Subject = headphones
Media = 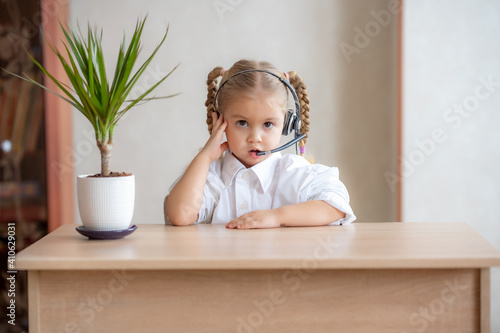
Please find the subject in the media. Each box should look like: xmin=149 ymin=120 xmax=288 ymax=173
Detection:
xmin=214 ymin=69 xmax=306 ymax=155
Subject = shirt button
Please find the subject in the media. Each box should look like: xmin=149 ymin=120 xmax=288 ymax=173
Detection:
xmin=240 ymin=202 xmax=247 ymax=210
xmin=242 ymin=172 xmax=249 ymax=179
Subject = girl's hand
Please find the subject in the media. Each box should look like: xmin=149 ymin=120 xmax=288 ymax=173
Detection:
xmin=225 ymin=210 xmax=281 ymax=229
xmin=201 ymin=112 xmax=229 ymax=162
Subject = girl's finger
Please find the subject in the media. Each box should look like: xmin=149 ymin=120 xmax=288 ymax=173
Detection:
xmin=215 ymin=119 xmax=227 ymax=136
xmin=217 ymin=113 xmax=224 ymax=126
xmin=212 ymin=113 xmax=224 ymax=132
xmin=211 ymin=112 xmax=218 ymax=128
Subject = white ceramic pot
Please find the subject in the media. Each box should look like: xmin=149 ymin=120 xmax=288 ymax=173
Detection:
xmin=77 ymin=174 xmax=135 ymax=231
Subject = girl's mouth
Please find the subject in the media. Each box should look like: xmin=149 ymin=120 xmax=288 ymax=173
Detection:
xmin=249 ymin=149 xmax=262 ymax=158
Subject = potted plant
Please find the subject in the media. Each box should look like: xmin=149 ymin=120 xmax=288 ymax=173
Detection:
xmin=5 ymin=17 xmax=177 ymax=232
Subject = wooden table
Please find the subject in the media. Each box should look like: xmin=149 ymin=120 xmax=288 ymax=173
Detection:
xmin=16 ymin=222 xmax=500 ymax=333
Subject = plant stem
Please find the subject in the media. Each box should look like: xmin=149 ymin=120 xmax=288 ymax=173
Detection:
xmin=98 ymin=141 xmax=112 ymax=176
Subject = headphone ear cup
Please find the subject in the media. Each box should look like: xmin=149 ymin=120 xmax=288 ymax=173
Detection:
xmin=282 ymin=109 xmax=296 ymax=136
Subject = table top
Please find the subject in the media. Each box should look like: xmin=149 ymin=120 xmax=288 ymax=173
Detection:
xmin=16 ymin=222 xmax=500 ymax=270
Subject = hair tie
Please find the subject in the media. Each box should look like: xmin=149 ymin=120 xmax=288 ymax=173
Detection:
xmin=220 ymin=68 xmax=227 ymax=76
xmin=284 ymin=72 xmax=289 ymax=81
xmin=299 ymin=146 xmax=306 ymax=155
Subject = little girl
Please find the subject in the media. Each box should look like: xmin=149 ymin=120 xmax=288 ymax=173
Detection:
xmin=165 ymin=60 xmax=355 ymax=229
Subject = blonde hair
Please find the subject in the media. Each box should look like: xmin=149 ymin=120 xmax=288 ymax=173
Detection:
xmin=205 ymin=59 xmax=310 ymax=156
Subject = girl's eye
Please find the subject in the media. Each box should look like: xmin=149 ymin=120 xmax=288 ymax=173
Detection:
xmin=263 ymin=122 xmax=274 ymax=129
xmin=236 ymin=120 xmax=248 ymax=127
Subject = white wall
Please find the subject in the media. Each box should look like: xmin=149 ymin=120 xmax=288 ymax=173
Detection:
xmin=69 ymin=0 xmax=398 ymax=223
xmin=402 ymin=0 xmax=500 ymax=330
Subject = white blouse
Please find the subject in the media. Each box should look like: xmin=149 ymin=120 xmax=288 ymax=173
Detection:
xmin=169 ymin=152 xmax=356 ymax=225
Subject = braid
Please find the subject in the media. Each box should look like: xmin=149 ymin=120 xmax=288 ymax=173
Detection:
xmin=205 ymin=66 xmax=224 ymax=134
xmin=287 ymin=71 xmax=310 ymax=156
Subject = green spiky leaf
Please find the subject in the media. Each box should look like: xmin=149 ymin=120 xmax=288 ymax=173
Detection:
xmin=2 ymin=17 xmax=178 ymax=176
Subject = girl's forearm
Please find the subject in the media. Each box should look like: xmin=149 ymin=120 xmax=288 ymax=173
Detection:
xmin=274 ymin=200 xmax=346 ymax=227
xmin=166 ymin=152 xmax=212 ymax=225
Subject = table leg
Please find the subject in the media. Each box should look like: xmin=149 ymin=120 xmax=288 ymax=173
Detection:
xmin=28 ymin=270 xmax=41 ymax=333
xmin=480 ymin=268 xmax=490 ymax=333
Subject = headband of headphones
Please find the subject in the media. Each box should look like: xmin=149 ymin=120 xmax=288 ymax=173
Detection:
xmin=213 ymin=69 xmax=306 ymax=155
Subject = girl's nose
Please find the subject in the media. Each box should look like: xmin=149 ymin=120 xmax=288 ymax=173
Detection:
xmin=248 ymin=128 xmax=262 ymax=143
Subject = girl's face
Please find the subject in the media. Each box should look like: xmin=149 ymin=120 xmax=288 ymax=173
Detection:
xmin=223 ymin=91 xmax=285 ymax=168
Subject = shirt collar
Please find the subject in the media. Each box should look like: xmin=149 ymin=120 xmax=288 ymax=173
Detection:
xmin=221 ymin=151 xmax=282 ymax=192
